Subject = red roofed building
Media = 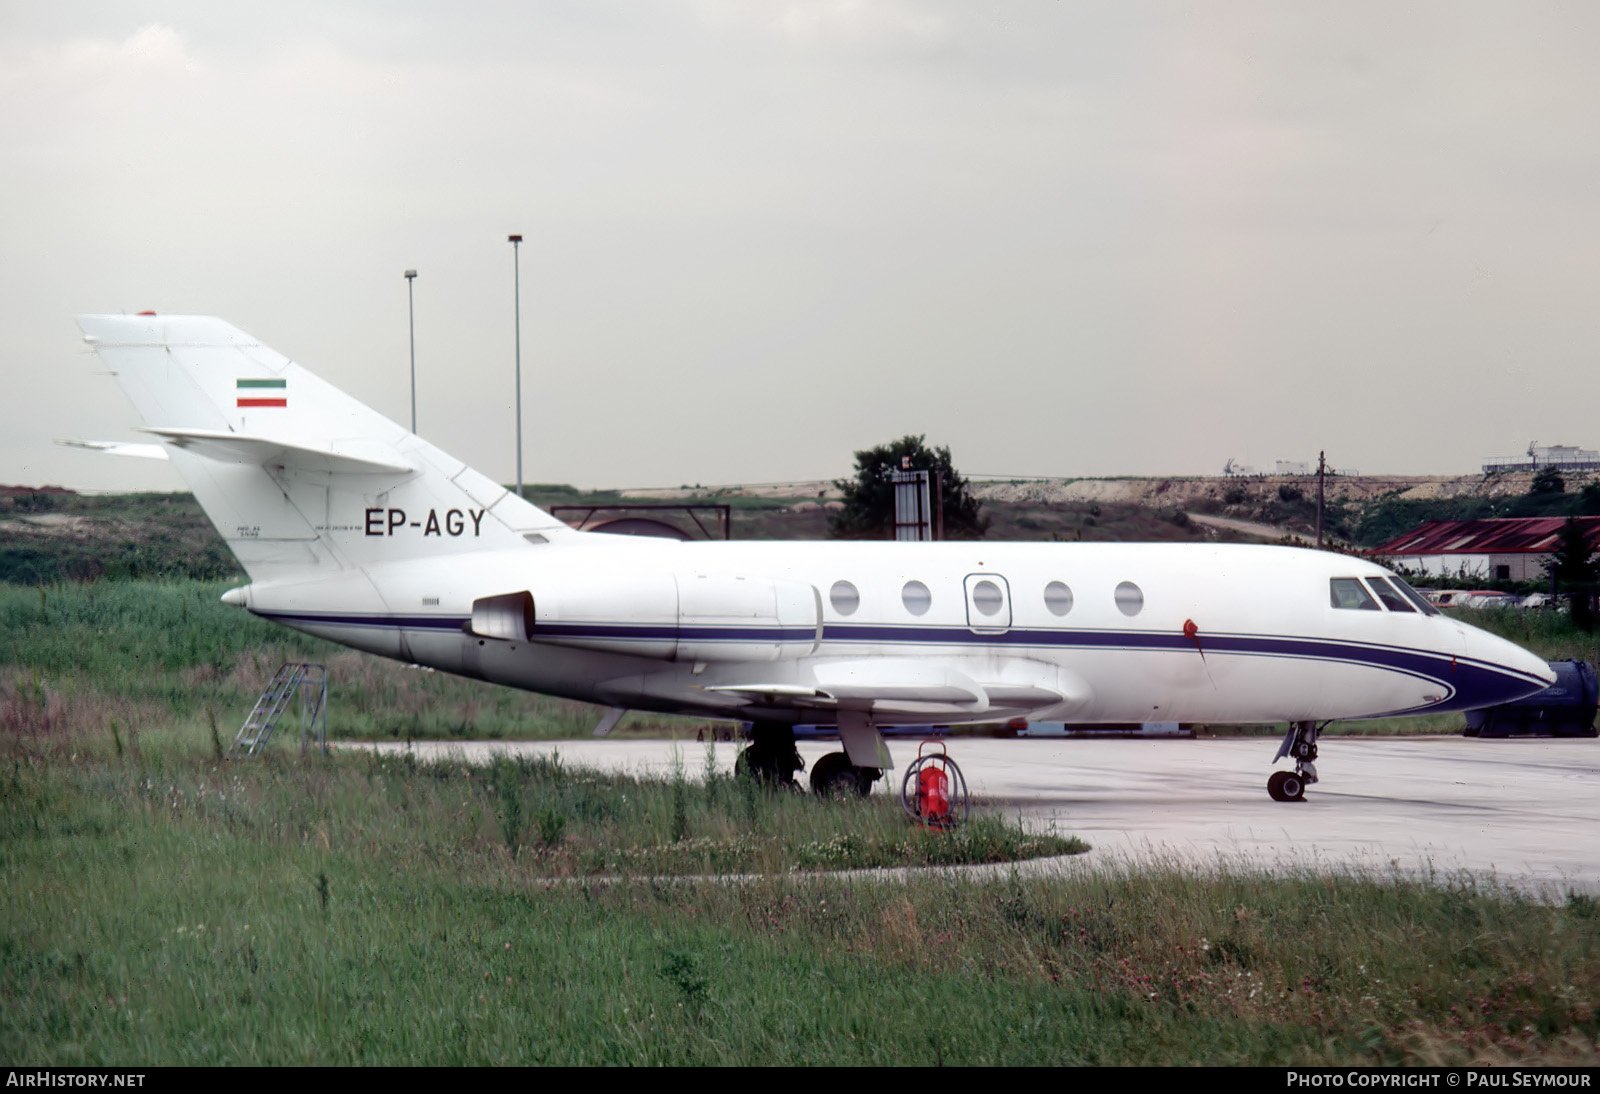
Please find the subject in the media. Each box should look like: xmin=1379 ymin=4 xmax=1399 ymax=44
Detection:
xmin=1372 ymin=517 xmax=1600 ymax=581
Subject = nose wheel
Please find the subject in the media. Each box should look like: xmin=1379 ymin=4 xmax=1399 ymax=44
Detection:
xmin=1267 ymin=769 xmax=1306 ymax=802
xmin=1267 ymin=720 xmax=1325 ymax=802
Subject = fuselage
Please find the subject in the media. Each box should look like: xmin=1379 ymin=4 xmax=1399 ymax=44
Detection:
xmin=234 ymin=536 xmax=1555 ymax=728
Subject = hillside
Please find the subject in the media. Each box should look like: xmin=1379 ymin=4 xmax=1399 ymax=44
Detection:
xmin=6 ymin=469 xmax=1599 ymax=585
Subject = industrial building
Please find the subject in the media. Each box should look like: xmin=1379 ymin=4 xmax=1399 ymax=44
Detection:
xmin=1372 ymin=517 xmax=1600 ymax=582
xmin=1483 ymin=443 xmax=1600 ymax=475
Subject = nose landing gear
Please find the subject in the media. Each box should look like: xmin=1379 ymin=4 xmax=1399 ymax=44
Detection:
xmin=1268 ymin=720 xmax=1325 ymax=802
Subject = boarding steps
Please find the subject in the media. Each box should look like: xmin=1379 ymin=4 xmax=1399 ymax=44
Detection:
xmin=230 ymin=662 xmax=327 ymax=759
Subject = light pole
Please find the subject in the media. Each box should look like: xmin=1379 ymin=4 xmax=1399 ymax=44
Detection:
xmin=404 ymin=269 xmax=417 ymax=434
xmin=508 ymin=234 xmax=523 ymax=499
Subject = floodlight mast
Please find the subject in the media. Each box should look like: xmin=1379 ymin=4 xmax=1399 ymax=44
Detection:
xmin=509 ymin=234 xmax=524 ymax=499
xmin=404 ymin=269 xmax=417 ymax=434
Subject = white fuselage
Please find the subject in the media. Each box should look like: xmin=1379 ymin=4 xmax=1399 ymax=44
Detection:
xmin=234 ymin=536 xmax=1554 ymax=728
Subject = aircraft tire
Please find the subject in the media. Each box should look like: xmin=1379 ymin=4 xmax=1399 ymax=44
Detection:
xmin=809 ymin=751 xmax=871 ymax=798
xmin=1267 ymin=770 xmax=1305 ymax=803
xmin=737 ymin=744 xmax=800 ymax=790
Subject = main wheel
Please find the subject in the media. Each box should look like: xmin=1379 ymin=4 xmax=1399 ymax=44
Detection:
xmin=1267 ymin=770 xmax=1305 ymax=802
xmin=737 ymin=744 xmax=799 ymax=789
xmin=809 ymin=751 xmax=871 ymax=797
xmin=737 ymin=723 xmax=804 ymax=790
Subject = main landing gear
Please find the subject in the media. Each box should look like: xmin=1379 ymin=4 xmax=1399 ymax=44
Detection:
xmin=808 ymin=750 xmax=883 ymax=798
xmin=734 ymin=722 xmax=885 ymax=797
xmin=1268 ymin=720 xmax=1325 ymax=802
xmin=736 ymin=722 xmax=804 ymax=789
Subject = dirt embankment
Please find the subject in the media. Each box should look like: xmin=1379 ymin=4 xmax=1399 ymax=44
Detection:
xmin=632 ymin=471 xmax=1590 ymax=508
xmin=970 ymin=471 xmax=1586 ymax=508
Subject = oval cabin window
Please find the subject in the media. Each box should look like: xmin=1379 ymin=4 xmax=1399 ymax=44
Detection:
xmin=971 ymin=580 xmax=1004 ymax=616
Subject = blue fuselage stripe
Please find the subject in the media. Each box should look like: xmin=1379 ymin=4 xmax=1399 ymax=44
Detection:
xmin=253 ymin=610 xmax=1543 ymax=713
xmin=255 ymin=609 xmax=1540 ymax=677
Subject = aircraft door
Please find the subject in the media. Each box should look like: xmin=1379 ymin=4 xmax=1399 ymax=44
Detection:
xmin=963 ymin=573 xmax=1012 ymax=634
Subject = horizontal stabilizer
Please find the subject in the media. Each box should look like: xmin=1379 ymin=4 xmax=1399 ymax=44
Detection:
xmin=139 ymin=427 xmax=414 ymax=475
xmin=56 ymin=439 xmax=170 ymax=461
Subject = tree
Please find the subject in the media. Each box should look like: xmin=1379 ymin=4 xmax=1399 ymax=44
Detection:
xmin=1531 ymin=466 xmax=1566 ymax=495
xmin=828 ymin=435 xmax=989 ymax=540
xmin=1543 ymin=517 xmax=1599 ymax=630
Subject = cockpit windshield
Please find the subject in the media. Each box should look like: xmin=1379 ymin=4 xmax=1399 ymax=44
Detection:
xmin=1330 ymin=575 xmax=1442 ymax=615
xmin=1365 ymin=577 xmax=1415 ymax=613
xmin=1388 ymin=576 xmax=1441 ymax=616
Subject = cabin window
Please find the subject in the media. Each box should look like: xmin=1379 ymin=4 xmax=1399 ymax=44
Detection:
xmin=971 ymin=580 xmax=1005 ymax=616
xmin=1365 ymin=577 xmax=1416 ymax=613
xmin=1330 ymin=577 xmax=1379 ymax=610
xmin=829 ymin=580 xmax=860 ymax=616
xmin=1114 ymin=581 xmax=1144 ymax=617
xmin=1044 ymin=581 xmax=1074 ymax=616
xmin=901 ymin=580 xmax=932 ymax=616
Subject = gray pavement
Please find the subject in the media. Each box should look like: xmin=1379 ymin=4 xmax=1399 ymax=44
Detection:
xmin=351 ymin=735 xmax=1600 ymax=893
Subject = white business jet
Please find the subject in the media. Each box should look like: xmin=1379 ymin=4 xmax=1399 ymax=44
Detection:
xmin=72 ymin=314 xmax=1554 ymax=802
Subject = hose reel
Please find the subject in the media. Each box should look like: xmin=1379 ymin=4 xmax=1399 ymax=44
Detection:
xmin=900 ymin=740 xmax=969 ymax=828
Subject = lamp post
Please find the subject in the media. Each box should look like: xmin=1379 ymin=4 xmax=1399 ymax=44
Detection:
xmin=404 ymin=269 xmax=417 ymax=434
xmin=508 ymin=234 xmax=523 ymax=499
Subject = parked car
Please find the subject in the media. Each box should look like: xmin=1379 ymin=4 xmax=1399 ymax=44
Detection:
xmin=1455 ymin=591 xmax=1521 ymax=609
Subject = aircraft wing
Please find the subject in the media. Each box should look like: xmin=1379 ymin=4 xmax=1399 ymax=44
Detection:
xmin=703 ymin=658 xmax=1084 ymax=714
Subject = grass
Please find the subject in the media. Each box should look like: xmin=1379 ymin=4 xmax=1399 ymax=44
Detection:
xmin=0 ymin=579 xmax=712 ymax=743
xmin=2 ymin=734 xmax=1596 ymax=1065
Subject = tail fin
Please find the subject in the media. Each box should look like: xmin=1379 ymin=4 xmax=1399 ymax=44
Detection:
xmin=76 ymin=313 xmax=577 ymax=582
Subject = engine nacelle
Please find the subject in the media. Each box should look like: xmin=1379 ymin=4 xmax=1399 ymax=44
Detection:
xmin=470 ymin=571 xmax=821 ymax=663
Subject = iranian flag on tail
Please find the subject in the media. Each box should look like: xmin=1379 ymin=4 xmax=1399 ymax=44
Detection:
xmin=237 ymin=378 xmax=286 ymax=408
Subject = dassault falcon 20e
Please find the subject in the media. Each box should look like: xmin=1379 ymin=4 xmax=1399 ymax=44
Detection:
xmin=72 ymin=314 xmax=1554 ymax=801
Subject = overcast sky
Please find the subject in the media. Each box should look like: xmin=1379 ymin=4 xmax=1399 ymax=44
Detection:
xmin=6 ymin=2 xmax=1599 ymax=493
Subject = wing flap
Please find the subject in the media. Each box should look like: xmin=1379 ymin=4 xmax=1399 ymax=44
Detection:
xmin=701 ymin=659 xmax=1090 ymax=716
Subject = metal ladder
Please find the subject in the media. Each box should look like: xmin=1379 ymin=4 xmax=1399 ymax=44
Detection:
xmin=230 ymin=662 xmax=327 ymax=758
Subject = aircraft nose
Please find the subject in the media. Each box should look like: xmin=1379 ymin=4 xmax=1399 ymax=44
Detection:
xmin=1462 ymin=625 xmax=1555 ymax=703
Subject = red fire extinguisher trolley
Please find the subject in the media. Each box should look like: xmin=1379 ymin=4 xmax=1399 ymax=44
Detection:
xmin=900 ymin=740 xmax=969 ymax=828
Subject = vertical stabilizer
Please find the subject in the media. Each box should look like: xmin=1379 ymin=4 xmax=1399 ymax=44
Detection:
xmin=76 ymin=314 xmax=577 ymax=582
